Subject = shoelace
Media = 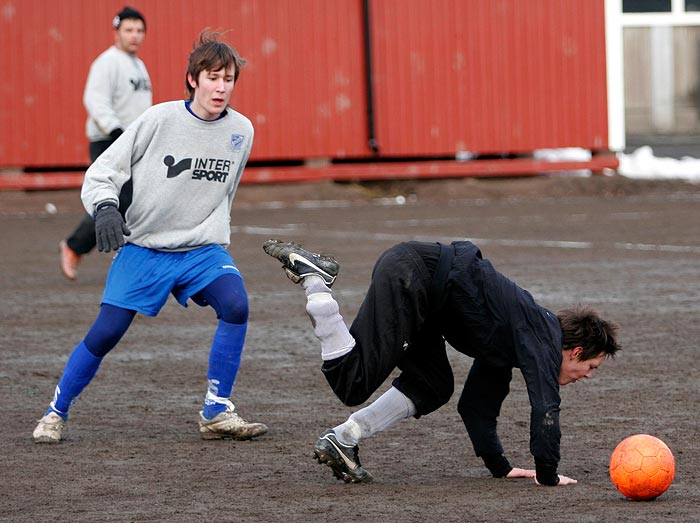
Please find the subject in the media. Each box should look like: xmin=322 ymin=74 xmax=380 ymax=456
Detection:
xmin=206 ymin=392 xmax=236 ymax=414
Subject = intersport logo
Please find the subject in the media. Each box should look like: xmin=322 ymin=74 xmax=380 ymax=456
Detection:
xmin=163 ymin=155 xmax=231 ymax=183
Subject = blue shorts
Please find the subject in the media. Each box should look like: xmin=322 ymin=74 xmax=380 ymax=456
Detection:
xmin=102 ymin=244 xmax=242 ymax=316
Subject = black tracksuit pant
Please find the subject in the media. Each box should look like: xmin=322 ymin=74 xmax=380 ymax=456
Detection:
xmin=321 ymin=241 xmax=456 ymax=416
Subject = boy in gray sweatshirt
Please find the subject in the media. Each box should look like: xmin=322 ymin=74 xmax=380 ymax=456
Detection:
xmin=33 ymin=31 xmax=267 ymax=444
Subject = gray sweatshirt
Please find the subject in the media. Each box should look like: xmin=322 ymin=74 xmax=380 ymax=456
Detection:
xmin=83 ymin=46 xmax=152 ymax=141
xmin=82 ymin=101 xmax=253 ymax=251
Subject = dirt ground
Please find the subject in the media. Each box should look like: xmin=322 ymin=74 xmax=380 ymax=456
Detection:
xmin=1 ymin=174 xmax=699 ymax=522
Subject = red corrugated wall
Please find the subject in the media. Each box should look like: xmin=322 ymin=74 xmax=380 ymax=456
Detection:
xmin=0 ymin=0 xmax=608 ymax=169
xmin=369 ymin=0 xmax=609 ymax=156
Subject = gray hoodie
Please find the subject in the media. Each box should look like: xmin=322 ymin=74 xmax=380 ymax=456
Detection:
xmin=83 ymin=46 xmax=152 ymax=141
xmin=82 ymin=101 xmax=253 ymax=251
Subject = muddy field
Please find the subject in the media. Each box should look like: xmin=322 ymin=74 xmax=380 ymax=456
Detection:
xmin=1 ymin=174 xmax=698 ymax=522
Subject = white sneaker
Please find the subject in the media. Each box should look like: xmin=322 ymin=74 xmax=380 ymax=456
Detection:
xmin=33 ymin=412 xmax=66 ymax=443
xmin=198 ymin=401 xmax=268 ymax=440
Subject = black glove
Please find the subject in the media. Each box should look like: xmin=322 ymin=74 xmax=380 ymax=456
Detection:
xmin=94 ymin=201 xmax=131 ymax=252
xmin=109 ymin=128 xmax=124 ymax=140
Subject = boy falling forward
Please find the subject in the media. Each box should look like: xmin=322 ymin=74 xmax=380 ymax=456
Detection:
xmin=264 ymin=239 xmax=620 ymax=485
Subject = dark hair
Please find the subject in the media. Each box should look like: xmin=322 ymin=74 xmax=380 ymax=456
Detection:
xmin=185 ymin=31 xmax=246 ymax=100
xmin=557 ymin=305 xmax=620 ymax=360
xmin=113 ymin=7 xmax=146 ymax=30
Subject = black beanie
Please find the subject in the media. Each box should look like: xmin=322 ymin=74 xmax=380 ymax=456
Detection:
xmin=113 ymin=7 xmax=146 ymax=30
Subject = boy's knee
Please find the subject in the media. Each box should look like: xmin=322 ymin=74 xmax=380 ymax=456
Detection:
xmin=219 ymin=298 xmax=248 ymax=324
xmin=323 ymin=367 xmax=374 ymax=407
xmin=457 ymin=394 xmax=477 ymax=420
xmin=335 ymin=388 xmax=373 ymax=407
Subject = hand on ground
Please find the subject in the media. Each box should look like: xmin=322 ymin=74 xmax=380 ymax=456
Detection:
xmin=506 ymin=467 xmax=536 ymax=478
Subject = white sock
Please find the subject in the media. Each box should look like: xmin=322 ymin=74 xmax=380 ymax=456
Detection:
xmin=302 ymin=276 xmax=355 ymax=361
xmin=334 ymin=387 xmax=417 ymax=446
xmin=302 ymin=275 xmax=330 ymax=296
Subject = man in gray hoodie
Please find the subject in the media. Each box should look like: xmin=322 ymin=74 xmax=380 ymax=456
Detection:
xmin=60 ymin=6 xmax=152 ymax=280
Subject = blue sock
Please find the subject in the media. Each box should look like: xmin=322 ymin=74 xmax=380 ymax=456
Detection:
xmin=202 ymin=320 xmax=246 ymax=419
xmin=47 ymin=341 xmax=103 ymax=419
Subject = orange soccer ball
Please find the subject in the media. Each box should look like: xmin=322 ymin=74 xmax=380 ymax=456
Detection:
xmin=609 ymin=434 xmax=675 ymax=501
